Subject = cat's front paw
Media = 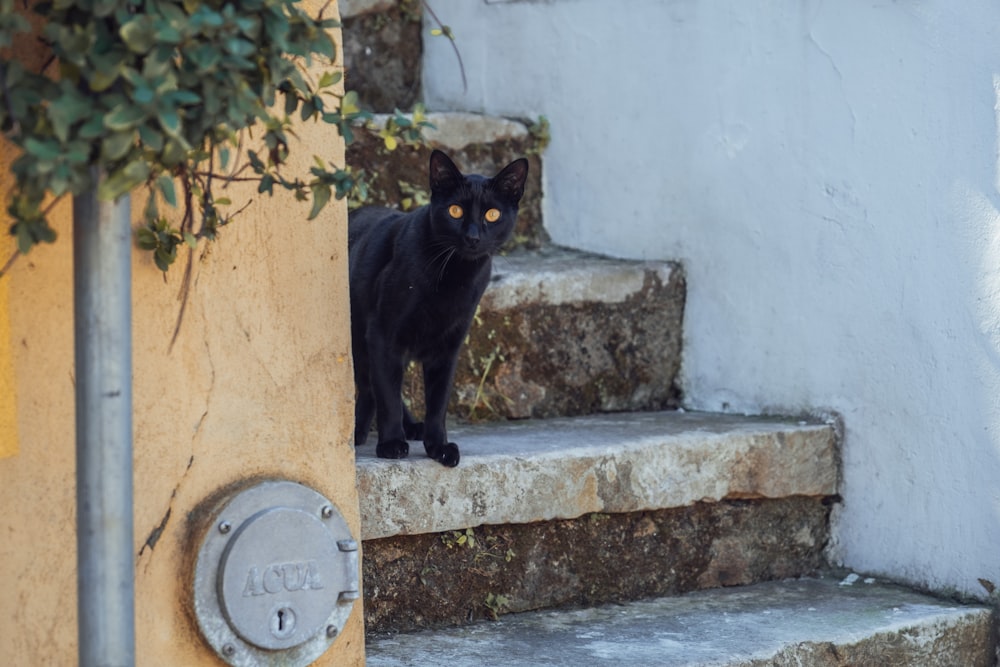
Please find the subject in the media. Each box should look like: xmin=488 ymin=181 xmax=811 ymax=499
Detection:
xmin=376 ymin=438 xmax=410 ymax=459
xmin=426 ymin=442 xmax=460 ymax=467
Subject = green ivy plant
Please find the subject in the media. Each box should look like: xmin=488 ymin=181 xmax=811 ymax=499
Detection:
xmin=0 ymin=0 xmax=371 ymax=274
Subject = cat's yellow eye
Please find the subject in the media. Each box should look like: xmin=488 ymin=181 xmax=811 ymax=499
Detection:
xmin=484 ymin=208 xmax=501 ymax=223
xmin=448 ymin=204 xmax=464 ymax=219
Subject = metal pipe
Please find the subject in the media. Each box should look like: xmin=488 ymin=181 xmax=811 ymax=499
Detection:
xmin=73 ymin=173 xmax=135 ymax=667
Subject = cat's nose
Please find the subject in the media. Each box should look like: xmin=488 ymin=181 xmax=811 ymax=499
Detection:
xmin=464 ymin=235 xmax=480 ymax=249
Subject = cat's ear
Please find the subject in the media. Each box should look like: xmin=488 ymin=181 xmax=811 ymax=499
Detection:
xmin=493 ymin=157 xmax=529 ymax=203
xmin=429 ymin=150 xmax=463 ymax=194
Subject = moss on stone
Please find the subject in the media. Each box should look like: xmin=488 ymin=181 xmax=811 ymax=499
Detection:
xmin=363 ymin=496 xmax=833 ymax=633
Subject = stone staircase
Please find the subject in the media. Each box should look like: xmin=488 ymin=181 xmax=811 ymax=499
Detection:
xmin=357 ymin=413 xmax=838 ymax=633
xmin=365 ymin=576 xmax=995 ymax=666
xmin=342 ymin=3 xmax=997 ymax=664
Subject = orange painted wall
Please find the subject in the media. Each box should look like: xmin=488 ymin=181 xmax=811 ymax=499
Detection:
xmin=0 ymin=1 xmax=363 ymax=664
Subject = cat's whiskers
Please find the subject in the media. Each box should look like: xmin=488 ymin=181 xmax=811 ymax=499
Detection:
xmin=435 ymin=248 xmax=457 ymax=289
xmin=425 ymin=242 xmax=458 ymax=289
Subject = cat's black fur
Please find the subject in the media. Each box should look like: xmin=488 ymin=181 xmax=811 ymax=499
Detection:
xmin=349 ymin=150 xmax=529 ymax=466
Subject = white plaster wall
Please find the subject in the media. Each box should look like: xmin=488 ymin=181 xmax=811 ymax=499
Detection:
xmin=423 ymin=0 xmax=1000 ymax=599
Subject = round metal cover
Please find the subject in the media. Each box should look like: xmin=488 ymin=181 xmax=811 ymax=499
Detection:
xmin=218 ymin=506 xmax=340 ymax=649
xmin=193 ymin=481 xmax=359 ymax=667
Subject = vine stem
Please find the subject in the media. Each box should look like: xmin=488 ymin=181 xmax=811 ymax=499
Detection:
xmin=0 ymin=250 xmax=18 ymax=278
xmin=0 ymin=62 xmax=21 ymax=138
xmin=167 ymin=172 xmax=197 ymax=353
xmin=43 ymin=192 xmax=66 ymax=217
xmin=422 ymin=1 xmax=467 ymax=93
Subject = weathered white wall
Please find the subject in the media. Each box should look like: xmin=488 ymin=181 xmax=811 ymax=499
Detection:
xmin=423 ymin=0 xmax=1000 ymax=599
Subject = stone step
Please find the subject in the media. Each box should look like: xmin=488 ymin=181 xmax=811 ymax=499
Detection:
xmin=404 ymin=246 xmax=685 ymax=421
xmin=356 ymin=411 xmax=839 ymax=632
xmin=341 ymin=0 xmax=423 ymax=113
xmin=346 ymin=111 xmax=549 ymax=250
xmin=366 ymin=575 xmax=996 ymax=666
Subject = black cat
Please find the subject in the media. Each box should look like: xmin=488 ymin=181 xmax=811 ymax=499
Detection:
xmin=349 ymin=150 xmax=529 ymax=467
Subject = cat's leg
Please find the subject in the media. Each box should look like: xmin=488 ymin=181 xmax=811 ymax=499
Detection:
xmin=402 ymin=403 xmax=424 ymax=440
xmin=368 ymin=328 xmax=410 ymax=459
xmin=422 ymin=358 xmax=460 ymax=467
xmin=351 ymin=320 xmax=375 ymax=446
xmin=354 ymin=387 xmax=375 ymax=447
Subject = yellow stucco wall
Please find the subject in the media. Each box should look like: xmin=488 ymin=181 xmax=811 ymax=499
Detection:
xmin=0 ymin=210 xmax=16 ymax=460
xmin=0 ymin=1 xmax=363 ymax=664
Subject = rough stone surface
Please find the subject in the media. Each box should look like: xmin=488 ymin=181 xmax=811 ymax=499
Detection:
xmin=342 ymin=1 xmax=422 ymax=112
xmin=363 ymin=498 xmax=833 ymax=633
xmin=356 ymin=411 xmax=838 ymax=540
xmin=346 ymin=113 xmax=548 ymax=248
xmin=367 ymin=576 xmax=997 ymax=666
xmin=340 ymin=0 xmax=396 ymax=18
xmin=419 ymin=112 xmax=530 ymax=150
xmin=438 ymin=248 xmax=684 ymax=420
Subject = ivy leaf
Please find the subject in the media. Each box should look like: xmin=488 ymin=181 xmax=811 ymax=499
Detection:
xmin=157 ymin=108 xmax=182 ymax=137
xmin=138 ymin=123 xmax=165 ymax=152
xmin=154 ymin=245 xmax=176 ymax=272
xmin=136 ymin=227 xmax=159 ymax=250
xmin=92 ymin=0 xmax=119 ymax=17
xmin=156 ymin=174 xmax=176 ymax=207
xmin=133 ymin=85 xmax=155 ymax=105
xmin=225 ymin=37 xmax=255 ymax=57
xmin=105 ymin=104 xmax=146 ymax=131
xmin=340 ymin=124 xmax=354 ymax=145
xmin=98 ymin=160 xmax=151 ymax=201
xmin=161 ymin=139 xmax=188 ymax=166
xmin=142 ymin=187 xmax=158 ymax=221
xmin=318 ymin=71 xmax=339 ymax=88
xmin=78 ymin=115 xmax=106 ymax=140
xmin=340 ymin=90 xmax=361 ymax=116
xmin=187 ymin=43 xmax=220 ymax=71
xmin=90 ymin=69 xmax=118 ymax=93
xmin=23 ymin=137 xmax=61 ymax=160
xmin=101 ymin=131 xmax=135 ymax=160
xmin=165 ymin=90 xmax=201 ymax=106
xmin=284 ymin=90 xmax=298 ymax=115
xmin=153 ymin=23 xmax=183 ymax=45
xmin=14 ymin=222 xmax=33 ymax=254
xmin=47 ymin=84 xmax=91 ymax=142
xmin=300 ymin=98 xmax=315 ymax=121
xmin=120 ymin=17 xmax=157 ymax=53
xmin=308 ymin=183 xmax=331 ymax=220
